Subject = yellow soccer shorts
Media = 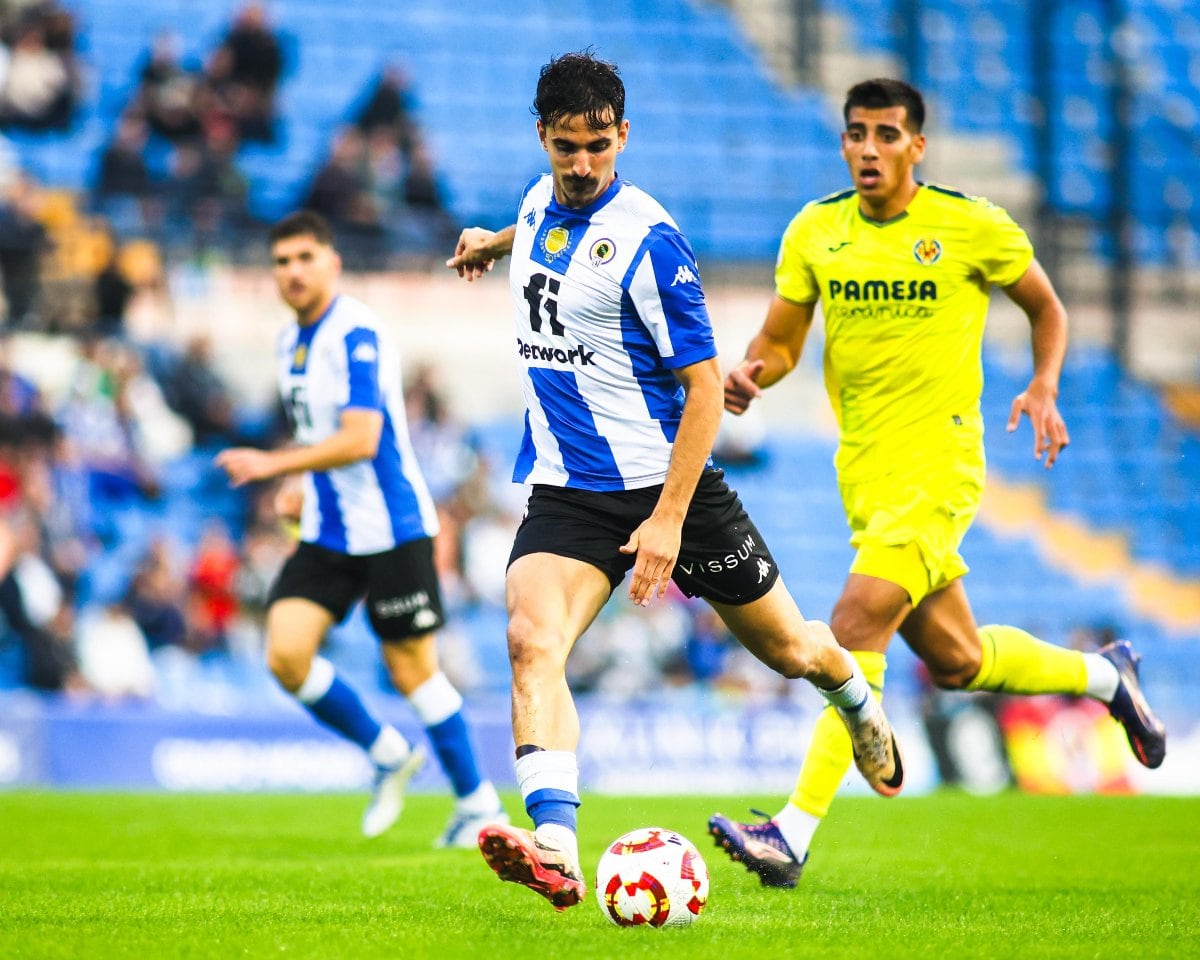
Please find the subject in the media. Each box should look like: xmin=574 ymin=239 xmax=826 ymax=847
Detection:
xmin=840 ymin=450 xmax=985 ymax=607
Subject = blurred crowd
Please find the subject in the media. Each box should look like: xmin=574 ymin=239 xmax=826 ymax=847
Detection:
xmin=0 ymin=1 xmax=80 ymax=133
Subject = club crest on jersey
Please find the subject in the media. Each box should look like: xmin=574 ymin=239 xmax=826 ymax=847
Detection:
xmin=542 ymin=226 xmax=570 ymax=259
xmin=589 ymin=238 xmax=616 ymax=266
xmin=913 ymin=237 xmax=942 ymax=265
xmin=291 ymin=344 xmax=307 ymax=371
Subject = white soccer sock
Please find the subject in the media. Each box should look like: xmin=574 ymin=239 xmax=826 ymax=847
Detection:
xmin=1083 ymin=653 xmax=1120 ymax=702
xmin=407 ymin=671 xmax=463 ymax=726
xmin=536 ymin=823 xmax=580 ymax=868
xmin=367 ymin=725 xmax=411 ymax=768
xmin=818 ymin=652 xmax=872 ymax=716
xmin=456 ymin=779 xmax=502 ymax=816
xmin=773 ymin=802 xmax=821 ymax=860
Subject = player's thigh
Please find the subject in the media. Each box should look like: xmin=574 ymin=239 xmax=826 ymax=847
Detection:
xmin=898 ymin=578 xmax=982 ymax=688
xmin=505 ymin=551 xmax=612 ymax=670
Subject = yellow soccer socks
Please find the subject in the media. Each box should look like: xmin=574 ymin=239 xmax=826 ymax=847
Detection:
xmin=786 ymin=650 xmax=887 ymax=829
xmin=967 ymin=624 xmax=1089 ymax=696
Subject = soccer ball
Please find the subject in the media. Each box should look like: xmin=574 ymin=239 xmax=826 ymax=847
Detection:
xmin=594 ymin=826 xmax=710 ymax=928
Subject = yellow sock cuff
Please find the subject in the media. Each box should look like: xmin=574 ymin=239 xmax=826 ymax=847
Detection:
xmin=850 ymin=649 xmax=887 ymax=697
xmin=967 ymin=624 xmax=1087 ymax=696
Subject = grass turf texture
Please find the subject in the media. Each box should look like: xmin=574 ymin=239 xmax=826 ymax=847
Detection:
xmin=1 ymin=791 xmax=1197 ymax=958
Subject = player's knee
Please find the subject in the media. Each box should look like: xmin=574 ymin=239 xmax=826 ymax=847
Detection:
xmin=829 ymin=602 xmax=882 ymax=649
xmin=926 ymin=651 xmax=981 ymax=691
xmin=266 ymin=646 xmax=309 ymax=693
xmin=506 ymin=616 xmax=568 ymax=677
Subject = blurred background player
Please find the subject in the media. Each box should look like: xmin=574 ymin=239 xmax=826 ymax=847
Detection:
xmin=216 ymin=210 xmax=505 ymax=845
xmin=709 ymin=78 xmax=1167 ymax=890
xmin=446 ymin=51 xmax=904 ymax=911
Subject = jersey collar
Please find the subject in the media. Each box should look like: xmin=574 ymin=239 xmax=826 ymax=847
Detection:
xmin=857 ymin=183 xmax=925 ymax=227
xmin=547 ymin=175 xmax=623 ymax=219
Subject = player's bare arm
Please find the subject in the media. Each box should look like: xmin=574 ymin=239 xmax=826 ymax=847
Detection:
xmin=1002 ymin=258 xmax=1071 ymax=467
xmin=445 ymin=224 xmax=517 ymax=280
xmin=216 ymin=408 xmax=384 ymax=487
xmin=725 ymin=296 xmax=816 ymax=414
xmin=621 ymin=356 xmax=724 ymax=607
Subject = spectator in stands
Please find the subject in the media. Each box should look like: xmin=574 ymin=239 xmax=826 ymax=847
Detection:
xmin=0 ymin=16 xmax=76 ymax=131
xmin=185 ymin=520 xmax=239 ymax=654
xmin=91 ymin=232 xmax=134 ymax=340
xmin=159 ymin=334 xmax=241 ymax=446
xmin=94 ymin=114 xmax=157 ymax=238
xmin=125 ymin=537 xmax=188 ymax=652
xmin=74 ymin=597 xmax=155 ymax=700
xmin=135 ymin=31 xmax=202 ymax=144
xmin=356 ymin=65 xmax=417 ymax=154
xmin=209 ymin=1 xmax=283 ymax=143
xmin=0 ymin=170 xmax=47 ymax=326
xmin=164 ymin=117 xmax=250 ymax=252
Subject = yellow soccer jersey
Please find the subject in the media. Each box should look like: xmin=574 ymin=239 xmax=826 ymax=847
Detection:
xmin=775 ymin=183 xmax=1034 ymax=481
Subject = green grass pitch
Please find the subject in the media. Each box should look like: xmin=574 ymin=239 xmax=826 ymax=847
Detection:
xmin=2 ymin=790 xmax=1197 ymax=958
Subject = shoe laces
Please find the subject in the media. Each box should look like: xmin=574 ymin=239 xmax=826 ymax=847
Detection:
xmin=739 ymin=809 xmax=795 ymax=858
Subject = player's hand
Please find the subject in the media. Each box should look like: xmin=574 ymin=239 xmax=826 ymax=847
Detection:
xmin=446 ymin=227 xmax=498 ymax=281
xmin=619 ymin=514 xmax=682 ymax=607
xmin=215 ymin=447 xmax=276 ymax=487
xmin=724 ymin=359 xmax=765 ymax=415
xmin=1007 ymin=380 xmax=1070 ymax=468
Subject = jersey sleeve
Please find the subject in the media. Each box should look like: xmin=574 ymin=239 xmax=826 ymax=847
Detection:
xmin=626 ymin=223 xmax=717 ymax=370
xmin=342 ymin=327 xmax=383 ymax=410
xmin=774 ymin=206 xmax=821 ymax=304
xmin=970 ymin=199 xmax=1035 ymax=287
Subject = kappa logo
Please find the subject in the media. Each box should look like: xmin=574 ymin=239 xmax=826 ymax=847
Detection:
xmin=671 ymin=265 xmax=697 ymax=286
xmin=350 ymin=341 xmax=378 ymax=363
xmin=756 ymin=557 xmax=772 ymax=583
xmin=913 ymin=237 xmax=943 ymax=265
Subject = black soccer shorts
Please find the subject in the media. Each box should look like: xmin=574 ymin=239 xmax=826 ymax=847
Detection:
xmin=269 ymin=537 xmax=446 ymax=641
xmin=509 ymin=468 xmax=781 ymax=605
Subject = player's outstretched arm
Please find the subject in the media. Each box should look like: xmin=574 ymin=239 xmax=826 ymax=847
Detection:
xmin=216 ymin=410 xmax=384 ymax=487
xmin=445 ymin=225 xmax=516 ymax=281
xmin=726 ymin=295 xmax=816 ymax=414
xmin=1002 ymin=258 xmax=1071 ymax=468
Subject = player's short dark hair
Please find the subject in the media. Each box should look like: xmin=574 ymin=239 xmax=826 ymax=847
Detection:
xmin=844 ymin=78 xmax=926 ymax=133
xmin=532 ymin=49 xmax=625 ymax=130
xmin=268 ymin=210 xmax=334 ymax=248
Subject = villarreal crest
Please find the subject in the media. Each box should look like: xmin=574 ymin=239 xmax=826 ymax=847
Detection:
xmin=913 ymin=237 xmax=942 ymax=265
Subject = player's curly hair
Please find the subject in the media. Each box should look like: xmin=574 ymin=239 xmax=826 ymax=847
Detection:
xmin=533 ymin=49 xmax=625 ymax=130
xmin=844 ymin=78 xmax=926 ymax=132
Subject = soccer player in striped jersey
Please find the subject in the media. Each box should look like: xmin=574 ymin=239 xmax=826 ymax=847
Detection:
xmin=446 ymin=51 xmax=904 ymax=911
xmin=216 ymin=211 xmax=506 ymax=846
xmin=710 ymin=78 xmax=1166 ymax=889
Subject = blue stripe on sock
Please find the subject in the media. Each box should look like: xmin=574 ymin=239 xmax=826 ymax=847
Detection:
xmin=426 ymin=711 xmax=482 ymax=798
xmin=304 ymin=675 xmax=382 ymax=751
xmin=526 ymin=787 xmax=580 ymax=831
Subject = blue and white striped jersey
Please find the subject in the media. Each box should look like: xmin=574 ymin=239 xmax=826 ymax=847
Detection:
xmin=508 ymin=174 xmax=717 ymax=491
xmin=275 ymin=294 xmax=439 ymax=555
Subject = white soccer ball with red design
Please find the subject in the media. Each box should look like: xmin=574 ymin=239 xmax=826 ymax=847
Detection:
xmin=594 ymin=826 xmax=710 ymax=928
